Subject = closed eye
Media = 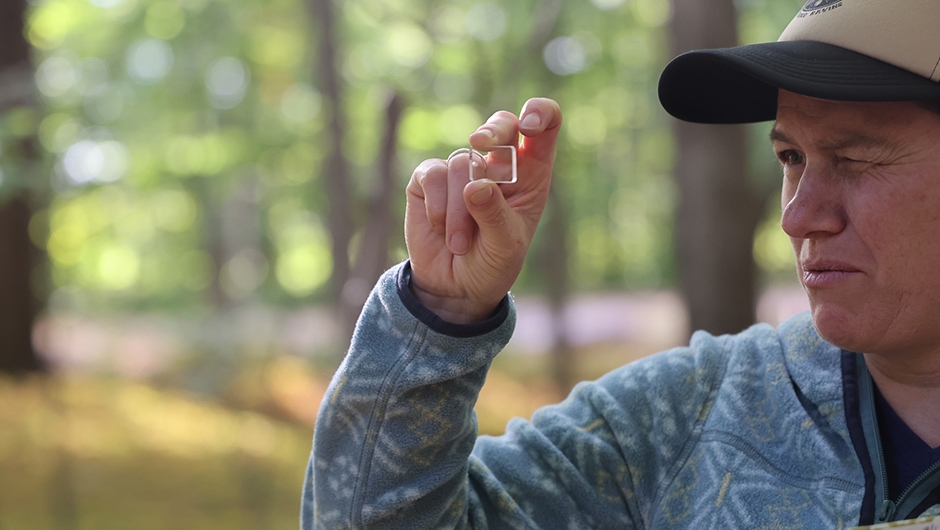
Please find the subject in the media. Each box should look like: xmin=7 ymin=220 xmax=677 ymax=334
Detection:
xmin=838 ymin=156 xmax=868 ymax=165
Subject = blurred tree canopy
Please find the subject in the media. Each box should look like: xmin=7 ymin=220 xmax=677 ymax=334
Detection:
xmin=8 ymin=0 xmax=802 ymax=323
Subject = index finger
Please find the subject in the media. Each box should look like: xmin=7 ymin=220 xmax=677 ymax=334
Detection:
xmin=517 ymin=97 xmax=562 ymax=163
xmin=469 ymin=98 xmax=562 ymax=165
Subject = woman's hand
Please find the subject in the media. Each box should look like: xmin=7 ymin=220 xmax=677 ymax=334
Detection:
xmin=404 ymin=97 xmax=562 ymax=323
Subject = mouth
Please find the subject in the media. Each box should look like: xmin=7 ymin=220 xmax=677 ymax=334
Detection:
xmin=801 ymin=261 xmax=862 ymax=288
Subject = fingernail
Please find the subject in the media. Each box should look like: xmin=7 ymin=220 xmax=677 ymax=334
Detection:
xmin=450 ymin=231 xmax=469 ymax=255
xmin=520 ymin=113 xmax=541 ymax=130
xmin=469 ymin=184 xmax=493 ymax=206
xmin=475 ymin=128 xmax=495 ymax=140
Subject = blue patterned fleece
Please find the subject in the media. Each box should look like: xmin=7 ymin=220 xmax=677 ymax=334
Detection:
xmin=303 ymin=262 xmax=872 ymax=529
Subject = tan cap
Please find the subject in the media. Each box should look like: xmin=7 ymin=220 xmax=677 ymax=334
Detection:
xmin=658 ymin=0 xmax=940 ymax=124
xmin=780 ymin=0 xmax=940 ymax=82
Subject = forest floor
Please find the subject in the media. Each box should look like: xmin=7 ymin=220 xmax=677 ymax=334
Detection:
xmin=1 ymin=285 xmax=808 ymax=528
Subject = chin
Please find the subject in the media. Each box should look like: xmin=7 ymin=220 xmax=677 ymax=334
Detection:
xmin=809 ymin=304 xmax=871 ymax=353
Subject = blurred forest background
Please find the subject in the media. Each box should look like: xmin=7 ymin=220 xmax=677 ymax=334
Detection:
xmin=0 ymin=0 xmax=810 ymax=527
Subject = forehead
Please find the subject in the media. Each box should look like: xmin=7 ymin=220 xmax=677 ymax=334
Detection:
xmin=773 ymin=90 xmax=940 ymax=145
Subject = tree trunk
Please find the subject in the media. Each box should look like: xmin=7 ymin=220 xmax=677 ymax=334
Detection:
xmin=538 ymin=185 xmax=574 ymax=396
xmin=668 ymin=0 xmax=764 ymax=337
xmin=0 ymin=198 xmax=42 ymax=373
xmin=340 ymin=92 xmax=404 ymax=340
xmin=310 ymin=0 xmax=354 ymax=304
xmin=0 ymin=0 xmax=45 ymax=374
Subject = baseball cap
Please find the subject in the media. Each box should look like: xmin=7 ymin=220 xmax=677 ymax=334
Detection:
xmin=658 ymin=0 xmax=940 ymax=124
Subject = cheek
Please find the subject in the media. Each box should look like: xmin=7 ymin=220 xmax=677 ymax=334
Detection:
xmin=852 ymin=179 xmax=940 ymax=239
xmin=845 ymin=196 xmax=897 ymax=265
xmin=913 ymin=190 xmax=940 ymax=226
xmin=848 ymin=177 xmax=940 ymax=276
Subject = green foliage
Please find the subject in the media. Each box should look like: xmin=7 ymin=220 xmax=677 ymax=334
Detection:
xmin=18 ymin=0 xmax=803 ymax=312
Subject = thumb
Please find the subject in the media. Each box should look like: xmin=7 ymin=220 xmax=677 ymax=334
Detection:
xmin=463 ymin=179 xmax=514 ymax=245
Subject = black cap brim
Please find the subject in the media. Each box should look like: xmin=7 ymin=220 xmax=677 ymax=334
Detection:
xmin=658 ymin=40 xmax=940 ymax=124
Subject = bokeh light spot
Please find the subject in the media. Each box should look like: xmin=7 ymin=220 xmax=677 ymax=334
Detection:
xmin=386 ymin=23 xmax=433 ymax=69
xmin=566 ymin=106 xmax=608 ymax=148
xmin=39 ymin=114 xmax=83 ymax=153
xmin=36 ymin=52 xmax=81 ymax=99
xmin=48 ymin=223 xmax=88 ymax=266
xmin=97 ymin=245 xmax=141 ymax=290
xmin=28 ymin=1 xmax=85 ymax=50
xmin=544 ymin=33 xmax=600 ymax=77
xmin=126 ymin=39 xmax=174 ymax=84
xmin=465 ymin=3 xmax=507 ymax=42
xmin=205 ymin=57 xmax=249 ymax=109
xmin=429 ymin=6 xmax=467 ymax=43
xmin=276 ymin=243 xmax=331 ymax=297
xmin=633 ymin=0 xmax=672 ymax=27
xmin=399 ymin=108 xmax=439 ymax=151
xmin=591 ymin=0 xmax=627 ymax=10
xmin=221 ymin=249 xmax=269 ymax=299
xmin=280 ymin=84 xmax=322 ymax=124
xmin=248 ymin=26 xmax=304 ymax=69
xmin=544 ymin=37 xmax=586 ymax=76
xmin=62 ymin=140 xmax=129 ymax=185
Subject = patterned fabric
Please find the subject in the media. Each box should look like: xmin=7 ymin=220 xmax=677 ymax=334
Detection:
xmin=915 ymin=505 xmax=940 ymax=519
xmin=302 ymin=263 xmax=869 ymax=529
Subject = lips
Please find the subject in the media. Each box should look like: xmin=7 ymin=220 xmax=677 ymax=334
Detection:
xmin=800 ymin=260 xmax=863 ymax=288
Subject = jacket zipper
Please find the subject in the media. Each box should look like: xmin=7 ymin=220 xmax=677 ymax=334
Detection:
xmin=858 ymin=354 xmax=940 ymax=523
xmin=862 ymin=367 xmax=895 ymax=523
xmin=889 ymin=460 xmax=940 ymax=521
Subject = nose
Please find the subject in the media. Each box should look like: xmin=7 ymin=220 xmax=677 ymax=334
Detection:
xmin=780 ymin=165 xmax=846 ymax=240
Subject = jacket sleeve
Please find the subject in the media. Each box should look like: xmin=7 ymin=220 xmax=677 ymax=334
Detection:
xmin=302 ymin=262 xmax=722 ymax=529
xmin=302 ymin=262 xmax=515 ymax=529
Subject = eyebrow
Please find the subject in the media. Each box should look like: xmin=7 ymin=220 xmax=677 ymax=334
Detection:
xmin=768 ymin=126 xmax=793 ymax=144
xmin=769 ymin=124 xmax=893 ymax=152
